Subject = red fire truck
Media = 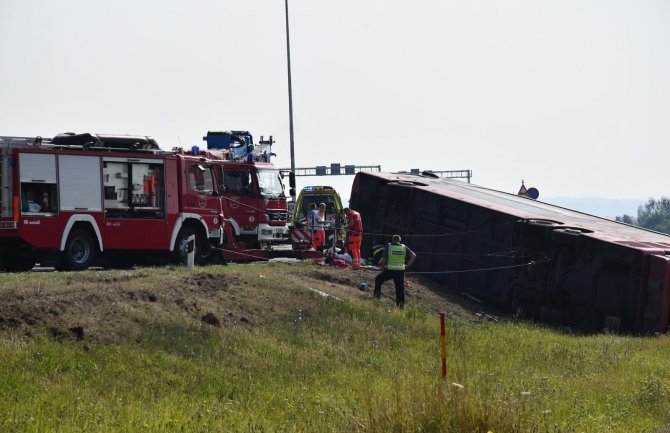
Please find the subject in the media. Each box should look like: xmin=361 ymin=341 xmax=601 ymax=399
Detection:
xmin=0 ymin=133 xmax=235 ymax=271
xmin=198 ymin=131 xmax=290 ymax=249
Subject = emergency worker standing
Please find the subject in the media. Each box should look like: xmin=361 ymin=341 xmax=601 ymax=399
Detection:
xmin=309 ymin=202 xmax=327 ymax=250
xmin=374 ymin=235 xmax=416 ymax=308
xmin=343 ymin=208 xmax=363 ymax=269
xmin=307 ymin=202 xmax=318 ymax=246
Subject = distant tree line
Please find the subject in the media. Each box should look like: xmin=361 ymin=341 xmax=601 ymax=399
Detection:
xmin=616 ymin=197 xmax=670 ymax=234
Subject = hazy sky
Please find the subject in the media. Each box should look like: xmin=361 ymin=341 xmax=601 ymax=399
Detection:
xmin=2 ymin=1 xmax=669 ymax=203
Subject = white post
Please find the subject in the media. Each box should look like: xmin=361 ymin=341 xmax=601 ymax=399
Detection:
xmin=186 ymin=235 xmax=195 ymax=270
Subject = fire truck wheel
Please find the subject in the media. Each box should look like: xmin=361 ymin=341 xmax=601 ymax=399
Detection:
xmin=174 ymin=227 xmax=209 ymax=265
xmin=62 ymin=229 xmax=97 ymax=271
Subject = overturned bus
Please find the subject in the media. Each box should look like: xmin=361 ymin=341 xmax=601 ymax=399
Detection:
xmin=350 ymin=171 xmax=670 ymax=334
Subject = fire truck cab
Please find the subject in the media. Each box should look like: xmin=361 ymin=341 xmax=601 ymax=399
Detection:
xmin=200 ymin=131 xmax=289 ymax=249
xmin=0 ymin=133 xmax=230 ymax=271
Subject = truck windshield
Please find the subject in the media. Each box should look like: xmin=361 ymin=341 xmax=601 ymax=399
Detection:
xmin=256 ymin=169 xmax=285 ymax=198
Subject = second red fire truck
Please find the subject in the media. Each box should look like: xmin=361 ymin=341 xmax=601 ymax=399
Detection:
xmin=198 ymin=131 xmax=290 ymax=249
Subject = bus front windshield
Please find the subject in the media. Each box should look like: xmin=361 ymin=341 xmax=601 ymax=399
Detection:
xmin=256 ymin=169 xmax=285 ymax=198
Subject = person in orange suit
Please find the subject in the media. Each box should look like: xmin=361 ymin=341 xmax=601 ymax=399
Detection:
xmin=344 ymin=207 xmax=363 ymax=269
xmin=309 ymin=202 xmax=327 ymax=250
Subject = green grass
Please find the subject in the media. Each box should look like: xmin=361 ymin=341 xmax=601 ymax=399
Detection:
xmin=1 ymin=265 xmax=670 ymax=432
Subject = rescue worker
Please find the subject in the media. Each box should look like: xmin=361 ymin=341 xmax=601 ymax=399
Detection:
xmin=374 ymin=234 xmax=416 ymax=308
xmin=308 ymin=202 xmax=327 ymax=250
xmin=343 ymin=207 xmax=363 ymax=269
xmin=306 ymin=203 xmax=318 ymax=249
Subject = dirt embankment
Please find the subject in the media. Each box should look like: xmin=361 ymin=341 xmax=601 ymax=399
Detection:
xmin=0 ymin=263 xmax=496 ymax=343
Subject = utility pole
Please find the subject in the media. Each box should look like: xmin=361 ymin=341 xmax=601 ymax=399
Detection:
xmin=284 ymin=0 xmax=296 ymax=200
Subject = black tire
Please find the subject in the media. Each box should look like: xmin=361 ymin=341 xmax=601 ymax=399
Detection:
xmin=173 ymin=226 xmax=209 ymax=265
xmin=61 ymin=229 xmax=97 ymax=271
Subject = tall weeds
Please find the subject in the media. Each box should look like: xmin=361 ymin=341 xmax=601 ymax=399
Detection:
xmin=0 ymin=265 xmax=669 ymax=432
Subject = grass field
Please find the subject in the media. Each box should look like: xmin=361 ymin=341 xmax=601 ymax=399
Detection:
xmin=0 ymin=263 xmax=669 ymax=432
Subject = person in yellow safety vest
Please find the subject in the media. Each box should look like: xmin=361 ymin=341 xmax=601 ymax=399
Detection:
xmin=373 ymin=234 xmax=417 ymax=307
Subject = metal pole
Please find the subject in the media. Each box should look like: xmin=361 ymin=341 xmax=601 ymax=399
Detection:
xmin=440 ymin=312 xmax=447 ymax=384
xmin=285 ymin=0 xmax=296 ymax=200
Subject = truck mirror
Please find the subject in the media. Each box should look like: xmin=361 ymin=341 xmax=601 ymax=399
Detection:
xmin=290 ymin=188 xmax=296 ymax=197
xmin=289 ymin=172 xmax=296 ymax=189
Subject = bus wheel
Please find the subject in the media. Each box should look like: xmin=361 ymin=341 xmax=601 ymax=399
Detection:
xmin=62 ymin=229 xmax=97 ymax=271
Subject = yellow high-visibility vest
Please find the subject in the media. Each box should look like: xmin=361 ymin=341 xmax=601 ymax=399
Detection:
xmin=387 ymin=243 xmax=406 ymax=271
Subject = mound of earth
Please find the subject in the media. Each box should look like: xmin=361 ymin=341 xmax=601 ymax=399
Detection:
xmin=0 ymin=262 xmax=499 ymax=343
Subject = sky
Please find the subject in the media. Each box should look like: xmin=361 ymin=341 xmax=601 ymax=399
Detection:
xmin=2 ymin=0 xmax=669 ymax=212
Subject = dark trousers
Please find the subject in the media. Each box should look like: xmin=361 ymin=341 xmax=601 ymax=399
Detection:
xmin=374 ymin=269 xmax=405 ymax=307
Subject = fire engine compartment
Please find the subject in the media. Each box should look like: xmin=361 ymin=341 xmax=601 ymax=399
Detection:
xmin=12 ymin=152 xmax=167 ymax=220
xmin=102 ymin=159 xmax=165 ymax=218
